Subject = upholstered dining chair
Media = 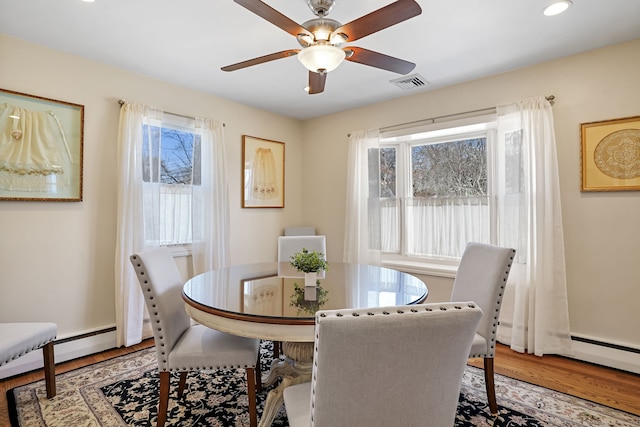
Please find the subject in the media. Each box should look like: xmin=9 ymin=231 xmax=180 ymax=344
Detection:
xmin=283 ymin=226 xmax=316 ymax=236
xmin=130 ymin=247 xmax=262 ymax=427
xmin=0 ymin=322 xmax=57 ymax=398
xmin=450 ymin=241 xmax=516 ymax=415
xmin=283 ymin=302 xmax=482 ymax=427
xmin=277 ymin=235 xmax=326 ymax=263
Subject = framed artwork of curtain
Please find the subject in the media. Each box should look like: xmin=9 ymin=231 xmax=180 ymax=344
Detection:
xmin=0 ymin=88 xmax=84 ymax=201
xmin=242 ymin=135 xmax=285 ymax=208
xmin=581 ymin=115 xmax=640 ymax=191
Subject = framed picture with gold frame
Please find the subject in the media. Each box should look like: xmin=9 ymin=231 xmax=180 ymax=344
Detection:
xmin=242 ymin=135 xmax=285 ymax=208
xmin=0 ymin=88 xmax=84 ymax=201
xmin=581 ymin=115 xmax=640 ymax=192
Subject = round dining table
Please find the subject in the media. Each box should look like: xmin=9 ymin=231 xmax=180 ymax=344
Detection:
xmin=182 ymin=262 xmax=428 ymax=427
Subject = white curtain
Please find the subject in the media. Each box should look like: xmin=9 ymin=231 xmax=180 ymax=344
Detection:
xmin=405 ymin=196 xmax=489 ymax=258
xmin=495 ymin=96 xmax=572 ymax=356
xmin=343 ymin=129 xmax=381 ymax=264
xmin=191 ymin=117 xmax=230 ymax=274
xmin=115 ymin=102 xmax=229 ymax=347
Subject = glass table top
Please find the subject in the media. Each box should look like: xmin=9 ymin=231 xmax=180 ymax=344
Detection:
xmin=183 ymin=262 xmax=428 ymax=323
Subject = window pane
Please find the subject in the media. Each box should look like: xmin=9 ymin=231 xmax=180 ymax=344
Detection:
xmin=380 ymin=147 xmax=396 ymax=197
xmin=411 ymin=138 xmax=487 ymax=197
xmin=142 ymin=122 xmax=200 ymax=246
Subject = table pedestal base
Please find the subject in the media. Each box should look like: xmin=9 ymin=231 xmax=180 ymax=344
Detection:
xmin=258 ymin=341 xmax=313 ymax=427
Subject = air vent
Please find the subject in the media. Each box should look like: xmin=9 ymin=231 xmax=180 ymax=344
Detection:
xmin=390 ymin=74 xmax=429 ymax=91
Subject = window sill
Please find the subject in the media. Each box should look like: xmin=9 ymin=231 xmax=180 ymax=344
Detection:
xmin=381 ymin=259 xmax=458 ymax=279
xmin=166 ymin=245 xmax=191 ymax=257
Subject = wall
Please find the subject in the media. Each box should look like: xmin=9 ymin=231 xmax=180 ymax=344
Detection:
xmin=301 ymin=39 xmax=640 ymax=371
xmin=1 ymin=33 xmax=638 ymax=374
xmin=0 ymin=35 xmax=303 ymax=373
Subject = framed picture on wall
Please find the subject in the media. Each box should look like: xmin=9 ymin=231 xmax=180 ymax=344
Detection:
xmin=0 ymin=88 xmax=84 ymax=201
xmin=242 ymin=135 xmax=285 ymax=208
xmin=581 ymin=115 xmax=640 ymax=192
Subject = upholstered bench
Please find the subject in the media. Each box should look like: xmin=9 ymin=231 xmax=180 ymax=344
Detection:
xmin=0 ymin=323 xmax=57 ymax=398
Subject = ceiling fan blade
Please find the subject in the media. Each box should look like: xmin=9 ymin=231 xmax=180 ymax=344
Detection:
xmin=221 ymin=49 xmax=299 ymax=72
xmin=345 ymin=46 xmax=416 ymax=74
xmin=308 ymin=71 xmax=326 ymax=94
xmin=334 ymin=0 xmax=422 ymax=42
xmin=234 ymin=0 xmax=313 ymax=38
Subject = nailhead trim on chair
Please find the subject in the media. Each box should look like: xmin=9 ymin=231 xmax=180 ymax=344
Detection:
xmin=0 ymin=337 xmax=56 ymax=366
xmin=468 ymin=249 xmax=515 ymax=359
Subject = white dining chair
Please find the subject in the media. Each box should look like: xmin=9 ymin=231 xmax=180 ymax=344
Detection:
xmin=450 ymin=241 xmax=516 ymax=414
xmin=283 ymin=226 xmax=316 ymax=236
xmin=277 ymin=235 xmax=326 ymax=263
xmin=0 ymin=323 xmax=57 ymax=398
xmin=283 ymin=302 xmax=482 ymax=427
xmin=130 ymin=247 xmax=262 ymax=427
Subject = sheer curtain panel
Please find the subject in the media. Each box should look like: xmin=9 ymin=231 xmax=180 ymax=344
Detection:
xmin=343 ymin=129 xmax=382 ymax=264
xmin=495 ymin=96 xmax=572 ymax=356
xmin=115 ymin=102 xmax=229 ymax=347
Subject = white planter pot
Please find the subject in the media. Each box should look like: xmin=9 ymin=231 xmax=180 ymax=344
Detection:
xmin=304 ymin=272 xmax=317 ymax=287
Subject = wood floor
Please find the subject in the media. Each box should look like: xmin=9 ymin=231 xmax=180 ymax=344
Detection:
xmin=1 ymin=341 xmax=638 ymax=426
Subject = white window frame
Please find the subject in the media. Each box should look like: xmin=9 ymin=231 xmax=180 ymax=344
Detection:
xmin=378 ymin=115 xmax=497 ymax=277
xmin=142 ymin=113 xmax=200 ymax=254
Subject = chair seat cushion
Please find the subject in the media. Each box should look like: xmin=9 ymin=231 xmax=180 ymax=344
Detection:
xmin=283 ymin=382 xmax=312 ymax=427
xmin=0 ymin=323 xmax=57 ymax=366
xmin=168 ymin=324 xmax=260 ymax=371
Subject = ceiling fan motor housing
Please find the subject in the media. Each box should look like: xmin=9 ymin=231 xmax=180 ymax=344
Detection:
xmin=307 ymin=0 xmax=335 ymax=16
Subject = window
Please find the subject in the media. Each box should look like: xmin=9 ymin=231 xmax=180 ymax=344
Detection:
xmin=376 ymin=118 xmax=498 ymax=262
xmin=142 ymin=114 xmax=201 ymax=246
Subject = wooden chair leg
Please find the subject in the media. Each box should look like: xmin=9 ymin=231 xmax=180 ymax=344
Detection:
xmin=273 ymin=341 xmax=281 ymax=358
xmin=484 ymin=357 xmax=498 ymax=415
xmin=42 ymin=341 xmax=56 ymax=399
xmin=255 ymin=354 xmax=263 ymax=393
xmin=158 ymin=371 xmax=171 ymax=427
xmin=177 ymin=371 xmax=188 ymax=398
xmin=246 ymin=367 xmax=257 ymax=427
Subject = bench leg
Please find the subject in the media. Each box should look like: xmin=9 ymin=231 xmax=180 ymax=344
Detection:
xmin=42 ymin=341 xmax=56 ymax=398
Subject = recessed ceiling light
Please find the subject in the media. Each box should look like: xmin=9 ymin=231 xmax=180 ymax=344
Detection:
xmin=82 ymin=0 xmax=96 ymax=2
xmin=543 ymin=1 xmax=572 ymax=16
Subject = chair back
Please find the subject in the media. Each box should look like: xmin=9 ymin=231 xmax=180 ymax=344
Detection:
xmin=277 ymin=235 xmax=326 ymax=262
xmin=130 ymin=247 xmax=190 ymax=371
xmin=450 ymin=242 xmax=515 ymax=357
xmin=283 ymin=227 xmax=316 ymax=236
xmin=310 ymin=303 xmax=482 ymax=427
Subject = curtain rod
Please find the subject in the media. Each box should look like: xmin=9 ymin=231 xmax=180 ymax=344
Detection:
xmin=117 ymin=100 xmax=225 ymax=127
xmin=352 ymin=95 xmax=555 ymax=137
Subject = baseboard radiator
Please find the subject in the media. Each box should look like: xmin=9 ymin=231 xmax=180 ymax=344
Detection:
xmin=569 ymin=334 xmax=640 ymax=375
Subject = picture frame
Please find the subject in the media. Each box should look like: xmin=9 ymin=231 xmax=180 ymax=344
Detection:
xmin=242 ymin=135 xmax=284 ymax=208
xmin=581 ymin=115 xmax=640 ymax=192
xmin=0 ymin=88 xmax=84 ymax=201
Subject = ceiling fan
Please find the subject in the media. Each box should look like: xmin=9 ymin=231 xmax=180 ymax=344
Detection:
xmin=222 ymin=0 xmax=422 ymax=94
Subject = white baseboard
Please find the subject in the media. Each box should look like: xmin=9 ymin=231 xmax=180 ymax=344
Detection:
xmin=0 ymin=328 xmax=117 ymax=379
xmin=569 ymin=337 xmax=640 ymax=374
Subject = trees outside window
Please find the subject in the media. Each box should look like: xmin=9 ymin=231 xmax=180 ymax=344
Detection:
xmin=376 ymin=123 xmax=495 ymax=260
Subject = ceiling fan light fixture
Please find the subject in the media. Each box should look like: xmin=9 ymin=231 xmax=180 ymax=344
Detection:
xmin=543 ymin=0 xmax=572 ymax=16
xmin=298 ymin=44 xmax=346 ymax=73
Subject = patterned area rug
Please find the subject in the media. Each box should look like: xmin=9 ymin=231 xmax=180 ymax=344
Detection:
xmin=7 ymin=342 xmax=639 ymax=427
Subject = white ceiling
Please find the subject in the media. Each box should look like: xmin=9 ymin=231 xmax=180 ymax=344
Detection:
xmin=2 ymin=0 xmax=639 ymax=120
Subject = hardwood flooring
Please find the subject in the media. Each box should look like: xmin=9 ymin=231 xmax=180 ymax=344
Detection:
xmin=1 ymin=341 xmax=638 ymax=426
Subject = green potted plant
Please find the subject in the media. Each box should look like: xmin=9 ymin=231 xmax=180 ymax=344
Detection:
xmin=290 ymin=248 xmax=328 ymax=287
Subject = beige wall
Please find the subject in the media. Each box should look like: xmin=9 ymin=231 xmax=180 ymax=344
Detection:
xmin=0 ymin=34 xmax=303 ymax=338
xmin=301 ymin=38 xmax=640 ymax=354
xmin=1 ymin=33 xmax=639 ymax=370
